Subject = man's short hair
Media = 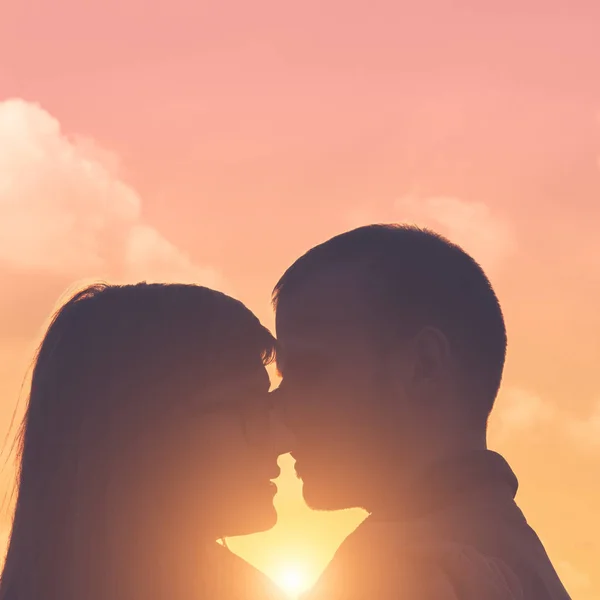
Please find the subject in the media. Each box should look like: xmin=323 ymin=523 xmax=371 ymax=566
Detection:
xmin=273 ymin=224 xmax=507 ymax=423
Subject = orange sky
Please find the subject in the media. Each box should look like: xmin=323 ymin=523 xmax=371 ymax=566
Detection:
xmin=1 ymin=2 xmax=600 ymax=597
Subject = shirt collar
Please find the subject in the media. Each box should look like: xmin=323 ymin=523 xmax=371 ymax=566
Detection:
xmin=369 ymin=450 xmax=519 ymax=522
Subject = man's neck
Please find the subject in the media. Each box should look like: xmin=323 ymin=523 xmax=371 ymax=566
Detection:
xmin=366 ymin=429 xmax=489 ymax=517
xmin=405 ymin=425 xmax=488 ymax=484
xmin=367 ymin=450 xmax=519 ymax=524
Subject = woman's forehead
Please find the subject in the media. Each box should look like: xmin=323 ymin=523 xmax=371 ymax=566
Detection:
xmin=204 ymin=362 xmax=270 ymax=398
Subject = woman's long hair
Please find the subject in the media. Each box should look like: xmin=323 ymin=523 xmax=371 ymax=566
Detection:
xmin=0 ymin=282 xmax=276 ymax=600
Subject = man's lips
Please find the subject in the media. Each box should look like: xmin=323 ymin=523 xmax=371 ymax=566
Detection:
xmin=291 ymin=456 xmax=304 ymax=478
xmin=290 ymin=453 xmax=312 ymax=479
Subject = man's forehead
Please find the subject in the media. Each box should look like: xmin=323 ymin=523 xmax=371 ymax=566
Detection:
xmin=275 ymin=263 xmax=372 ymax=339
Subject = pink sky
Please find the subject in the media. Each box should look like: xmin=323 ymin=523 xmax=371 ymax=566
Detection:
xmin=1 ymin=1 xmax=600 ymax=596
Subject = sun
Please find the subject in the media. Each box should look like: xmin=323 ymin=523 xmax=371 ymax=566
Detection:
xmin=275 ymin=565 xmax=309 ymax=597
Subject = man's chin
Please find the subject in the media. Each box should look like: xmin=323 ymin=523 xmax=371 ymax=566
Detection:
xmin=301 ymin=480 xmax=359 ymax=512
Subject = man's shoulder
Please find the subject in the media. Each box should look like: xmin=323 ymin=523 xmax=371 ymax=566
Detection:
xmin=302 ymin=519 xmax=524 ymax=600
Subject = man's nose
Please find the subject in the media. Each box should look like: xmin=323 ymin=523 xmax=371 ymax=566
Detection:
xmin=269 ymin=387 xmax=296 ymax=454
xmin=271 ymin=384 xmax=314 ymax=430
xmin=268 ymin=407 xmax=295 ymax=455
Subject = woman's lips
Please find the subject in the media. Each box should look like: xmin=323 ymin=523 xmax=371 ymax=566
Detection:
xmin=269 ymin=467 xmax=281 ymax=480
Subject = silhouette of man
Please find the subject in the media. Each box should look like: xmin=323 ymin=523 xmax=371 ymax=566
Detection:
xmin=273 ymin=225 xmax=570 ymax=599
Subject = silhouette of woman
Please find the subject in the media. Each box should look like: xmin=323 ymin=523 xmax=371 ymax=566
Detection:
xmin=0 ymin=283 xmax=287 ymax=600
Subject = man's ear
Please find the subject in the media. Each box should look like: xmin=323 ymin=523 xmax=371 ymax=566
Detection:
xmin=384 ymin=326 xmax=451 ymax=400
xmin=410 ymin=326 xmax=451 ymax=385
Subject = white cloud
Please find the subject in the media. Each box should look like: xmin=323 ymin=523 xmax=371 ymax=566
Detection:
xmin=124 ymin=224 xmax=219 ymax=285
xmin=489 ymin=388 xmax=557 ymax=442
xmin=490 ymin=387 xmax=600 ymax=455
xmin=346 ymin=193 xmax=517 ymax=273
xmin=395 ymin=194 xmax=517 ymax=272
xmin=0 ymin=98 xmax=221 ymax=287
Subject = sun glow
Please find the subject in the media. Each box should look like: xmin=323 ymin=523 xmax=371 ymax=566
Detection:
xmin=275 ymin=565 xmax=310 ymax=598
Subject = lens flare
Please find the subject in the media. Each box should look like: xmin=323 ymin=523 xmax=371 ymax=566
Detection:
xmin=275 ymin=565 xmax=308 ymax=597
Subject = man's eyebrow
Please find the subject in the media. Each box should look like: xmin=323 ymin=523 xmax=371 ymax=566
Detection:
xmin=274 ymin=352 xmax=285 ymax=377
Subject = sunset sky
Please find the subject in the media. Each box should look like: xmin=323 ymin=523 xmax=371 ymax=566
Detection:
xmin=1 ymin=1 xmax=600 ymax=597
